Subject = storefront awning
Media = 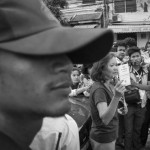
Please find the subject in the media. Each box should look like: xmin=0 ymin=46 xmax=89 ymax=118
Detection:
xmin=108 ymin=25 xmax=150 ymax=33
xmin=74 ymin=24 xmax=97 ymax=28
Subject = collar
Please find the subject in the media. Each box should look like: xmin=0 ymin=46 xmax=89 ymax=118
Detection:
xmin=129 ymin=65 xmax=148 ymax=75
xmin=116 ymin=57 xmax=124 ymax=65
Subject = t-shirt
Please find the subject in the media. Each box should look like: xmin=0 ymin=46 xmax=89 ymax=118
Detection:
xmin=89 ymin=82 xmax=118 ymax=143
xmin=30 ymin=114 xmax=80 ymax=150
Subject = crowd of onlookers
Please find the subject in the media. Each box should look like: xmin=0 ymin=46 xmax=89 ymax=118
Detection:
xmin=69 ymin=37 xmax=150 ymax=150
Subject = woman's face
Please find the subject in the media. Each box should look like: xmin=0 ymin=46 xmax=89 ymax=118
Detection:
xmin=147 ymin=43 xmax=150 ymax=53
xmin=103 ymin=57 xmax=118 ymax=80
xmin=71 ymin=70 xmax=80 ymax=84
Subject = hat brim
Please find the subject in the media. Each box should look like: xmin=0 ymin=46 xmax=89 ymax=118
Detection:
xmin=0 ymin=27 xmax=113 ymax=64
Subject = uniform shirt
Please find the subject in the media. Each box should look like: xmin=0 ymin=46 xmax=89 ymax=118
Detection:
xmin=30 ymin=114 xmax=80 ymax=150
xmin=129 ymin=65 xmax=149 ymax=107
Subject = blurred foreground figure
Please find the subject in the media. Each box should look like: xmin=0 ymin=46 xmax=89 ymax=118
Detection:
xmin=0 ymin=0 xmax=113 ymax=149
xmin=30 ymin=114 xmax=79 ymax=150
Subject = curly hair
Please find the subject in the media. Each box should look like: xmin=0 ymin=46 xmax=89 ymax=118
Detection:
xmin=91 ymin=52 xmax=116 ymax=83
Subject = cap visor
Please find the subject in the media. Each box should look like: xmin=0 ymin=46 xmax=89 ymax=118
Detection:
xmin=0 ymin=27 xmax=114 ymax=64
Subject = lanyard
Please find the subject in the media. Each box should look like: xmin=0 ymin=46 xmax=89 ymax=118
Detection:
xmin=132 ymin=67 xmax=143 ymax=84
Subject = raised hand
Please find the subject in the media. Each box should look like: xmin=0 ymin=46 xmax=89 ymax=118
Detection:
xmin=114 ymin=80 xmax=126 ymax=99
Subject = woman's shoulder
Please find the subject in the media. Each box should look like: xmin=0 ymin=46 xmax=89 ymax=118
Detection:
xmin=91 ymin=82 xmax=105 ymax=92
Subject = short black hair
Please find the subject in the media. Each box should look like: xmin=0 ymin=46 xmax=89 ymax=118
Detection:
xmin=116 ymin=40 xmax=126 ymax=48
xmin=127 ymin=46 xmax=141 ymax=57
xmin=81 ymin=63 xmax=93 ymax=75
xmin=124 ymin=37 xmax=137 ymax=47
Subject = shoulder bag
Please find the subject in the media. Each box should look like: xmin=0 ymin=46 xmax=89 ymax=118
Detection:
xmin=124 ymin=89 xmax=141 ymax=104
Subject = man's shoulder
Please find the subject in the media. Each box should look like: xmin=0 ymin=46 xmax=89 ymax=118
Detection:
xmin=42 ymin=116 xmax=68 ymax=131
xmin=40 ymin=115 xmax=77 ymax=133
xmin=0 ymin=131 xmax=21 ymax=150
xmin=30 ymin=115 xmax=79 ymax=150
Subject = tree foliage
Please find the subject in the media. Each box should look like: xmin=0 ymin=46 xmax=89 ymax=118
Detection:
xmin=46 ymin=0 xmax=68 ymax=8
xmin=43 ymin=0 xmax=69 ymax=26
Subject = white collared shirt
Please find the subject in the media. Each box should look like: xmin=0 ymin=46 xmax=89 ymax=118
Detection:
xmin=30 ymin=114 xmax=80 ymax=150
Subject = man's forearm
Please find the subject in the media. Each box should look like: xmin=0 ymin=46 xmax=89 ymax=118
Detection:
xmin=136 ymin=84 xmax=150 ymax=91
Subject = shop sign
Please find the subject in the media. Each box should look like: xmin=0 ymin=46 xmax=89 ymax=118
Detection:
xmin=109 ymin=26 xmax=150 ymax=33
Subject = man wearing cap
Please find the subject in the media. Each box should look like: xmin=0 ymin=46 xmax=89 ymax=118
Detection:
xmin=0 ymin=0 xmax=113 ymax=149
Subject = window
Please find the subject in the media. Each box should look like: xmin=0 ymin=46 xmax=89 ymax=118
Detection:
xmin=141 ymin=33 xmax=146 ymax=39
xmin=114 ymin=0 xmax=136 ymax=13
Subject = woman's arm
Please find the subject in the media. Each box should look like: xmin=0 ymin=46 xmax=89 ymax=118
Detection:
xmin=69 ymin=89 xmax=77 ymax=97
xmin=96 ymin=81 xmax=126 ymax=125
xmin=97 ymin=96 xmax=120 ymax=125
xmin=69 ymin=86 xmax=90 ymax=97
xmin=76 ymin=86 xmax=89 ymax=95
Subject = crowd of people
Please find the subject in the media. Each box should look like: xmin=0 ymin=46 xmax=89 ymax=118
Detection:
xmin=70 ymin=37 xmax=150 ymax=150
xmin=2 ymin=0 xmax=150 ymax=150
xmin=0 ymin=0 xmax=114 ymax=150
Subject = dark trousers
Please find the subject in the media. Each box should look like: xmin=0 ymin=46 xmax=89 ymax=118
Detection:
xmin=124 ymin=104 xmax=146 ymax=150
xmin=141 ymin=100 xmax=150 ymax=146
xmin=116 ymin=114 xmax=125 ymax=148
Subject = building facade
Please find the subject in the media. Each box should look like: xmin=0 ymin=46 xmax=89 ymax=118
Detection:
xmin=108 ymin=0 xmax=150 ymax=48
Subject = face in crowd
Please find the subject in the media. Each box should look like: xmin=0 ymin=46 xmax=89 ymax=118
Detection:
xmin=0 ymin=51 xmax=73 ymax=117
xmin=116 ymin=45 xmax=126 ymax=60
xmin=130 ymin=51 xmax=142 ymax=66
xmin=147 ymin=43 xmax=150 ymax=54
xmin=91 ymin=53 xmax=118 ymax=84
xmin=71 ymin=68 xmax=81 ymax=85
xmin=103 ymin=56 xmax=118 ymax=80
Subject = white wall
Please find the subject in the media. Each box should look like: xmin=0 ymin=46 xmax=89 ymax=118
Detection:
xmin=137 ymin=32 xmax=150 ymax=48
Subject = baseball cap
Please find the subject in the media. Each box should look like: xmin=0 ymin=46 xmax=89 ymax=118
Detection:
xmin=0 ymin=0 xmax=114 ymax=64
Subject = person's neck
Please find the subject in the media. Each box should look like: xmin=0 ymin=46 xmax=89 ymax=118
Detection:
xmin=104 ymin=80 xmax=114 ymax=92
xmin=73 ymin=82 xmax=79 ymax=85
xmin=132 ymin=65 xmax=140 ymax=71
xmin=0 ymin=112 xmax=43 ymax=150
xmin=117 ymin=57 xmax=123 ymax=61
xmin=105 ymin=80 xmax=111 ymax=86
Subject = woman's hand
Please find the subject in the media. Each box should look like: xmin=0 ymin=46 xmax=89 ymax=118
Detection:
xmin=114 ymin=80 xmax=126 ymax=99
xmin=118 ymin=106 xmax=128 ymax=115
